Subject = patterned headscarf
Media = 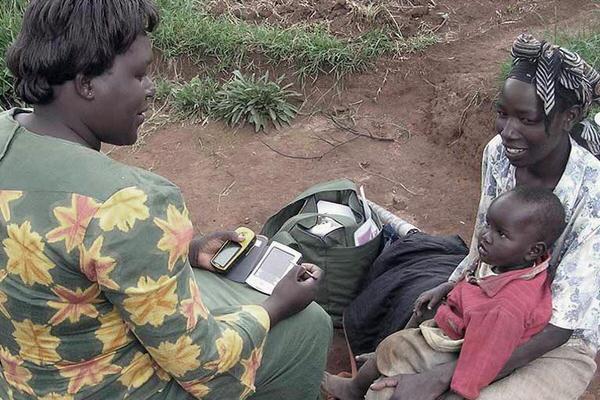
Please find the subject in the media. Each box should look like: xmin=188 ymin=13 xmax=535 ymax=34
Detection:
xmin=510 ymin=34 xmax=600 ymax=155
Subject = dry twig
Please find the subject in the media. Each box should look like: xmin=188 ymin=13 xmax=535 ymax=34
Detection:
xmin=327 ymin=112 xmax=395 ymax=142
xmin=449 ymin=91 xmax=481 ymax=146
xmin=358 ymin=162 xmax=421 ymax=196
xmin=260 ymin=136 xmax=359 ymax=161
xmin=217 ymin=180 xmax=237 ymax=212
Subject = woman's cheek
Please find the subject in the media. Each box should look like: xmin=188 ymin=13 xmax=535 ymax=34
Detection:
xmin=495 ymin=117 xmax=506 ymax=135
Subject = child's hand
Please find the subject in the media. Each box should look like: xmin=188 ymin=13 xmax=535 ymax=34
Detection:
xmin=370 ymin=376 xmax=399 ymax=391
xmin=413 ymin=282 xmax=455 ymax=317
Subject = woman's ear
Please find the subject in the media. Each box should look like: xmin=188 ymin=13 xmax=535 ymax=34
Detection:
xmin=74 ymin=73 xmax=94 ymax=100
xmin=563 ymin=105 xmax=583 ymax=132
xmin=525 ymin=242 xmax=547 ymax=262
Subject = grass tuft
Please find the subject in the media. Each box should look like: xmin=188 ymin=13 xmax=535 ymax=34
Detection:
xmin=171 ymin=76 xmax=219 ymax=119
xmin=396 ymin=33 xmax=439 ymax=54
xmin=214 ymin=70 xmax=300 ymax=132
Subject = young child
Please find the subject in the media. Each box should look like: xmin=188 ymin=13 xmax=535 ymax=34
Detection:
xmin=323 ymin=186 xmax=566 ymax=400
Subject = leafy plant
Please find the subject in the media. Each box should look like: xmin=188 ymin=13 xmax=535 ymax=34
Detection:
xmin=171 ymin=76 xmax=219 ymax=118
xmin=214 ymin=71 xmax=300 ymax=132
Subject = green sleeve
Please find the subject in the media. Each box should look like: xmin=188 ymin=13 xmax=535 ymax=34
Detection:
xmin=81 ymin=184 xmax=270 ymax=399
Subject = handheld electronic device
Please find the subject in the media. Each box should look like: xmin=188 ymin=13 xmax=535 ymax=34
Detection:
xmin=245 ymin=241 xmax=302 ymax=295
xmin=226 ymin=235 xmax=269 ymax=283
xmin=210 ymin=227 xmax=256 ymax=273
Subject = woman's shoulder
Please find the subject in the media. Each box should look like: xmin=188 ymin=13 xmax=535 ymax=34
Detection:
xmin=0 ymin=110 xmax=180 ymax=203
xmin=55 ymin=151 xmax=181 ymax=204
xmin=570 ymin=139 xmax=600 ymax=174
xmin=564 ymin=140 xmax=600 ymax=197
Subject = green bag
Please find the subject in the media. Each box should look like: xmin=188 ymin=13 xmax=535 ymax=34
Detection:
xmin=261 ymin=179 xmax=383 ymax=326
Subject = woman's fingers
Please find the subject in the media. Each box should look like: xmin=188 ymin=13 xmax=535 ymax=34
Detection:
xmin=300 ymin=263 xmax=323 ymax=279
xmin=209 ymin=230 xmax=243 ymax=243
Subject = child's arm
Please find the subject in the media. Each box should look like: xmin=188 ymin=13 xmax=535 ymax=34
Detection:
xmin=413 ymin=281 xmax=456 ymax=318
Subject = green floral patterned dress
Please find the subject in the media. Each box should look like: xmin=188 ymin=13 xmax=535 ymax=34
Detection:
xmin=0 ymin=109 xmax=331 ymax=400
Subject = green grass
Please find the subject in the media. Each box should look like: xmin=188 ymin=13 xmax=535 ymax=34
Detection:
xmin=153 ymin=0 xmax=395 ymax=80
xmin=0 ymin=0 xmax=26 ymax=107
xmin=171 ymin=76 xmax=219 ymax=119
xmin=0 ymin=0 xmax=410 ymax=108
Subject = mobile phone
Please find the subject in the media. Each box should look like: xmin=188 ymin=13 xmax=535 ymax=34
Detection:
xmin=245 ymin=241 xmax=302 ymax=295
xmin=210 ymin=227 xmax=256 ymax=273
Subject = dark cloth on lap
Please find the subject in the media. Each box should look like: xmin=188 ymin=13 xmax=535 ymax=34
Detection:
xmin=344 ymin=232 xmax=468 ymax=355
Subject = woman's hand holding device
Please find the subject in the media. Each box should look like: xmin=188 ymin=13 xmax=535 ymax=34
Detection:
xmin=262 ymin=263 xmax=323 ymax=327
xmin=188 ymin=230 xmax=246 ymax=271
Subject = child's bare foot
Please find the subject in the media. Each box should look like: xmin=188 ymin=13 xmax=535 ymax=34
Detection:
xmin=321 ymin=372 xmax=364 ymax=400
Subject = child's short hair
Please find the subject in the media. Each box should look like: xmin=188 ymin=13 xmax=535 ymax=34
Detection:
xmin=7 ymin=0 xmax=159 ymax=105
xmin=497 ymin=186 xmax=566 ymax=247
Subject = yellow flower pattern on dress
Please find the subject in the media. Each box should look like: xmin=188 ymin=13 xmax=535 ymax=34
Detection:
xmin=12 ymin=319 xmax=61 ymax=365
xmin=95 ymin=308 xmax=133 ymax=353
xmin=0 ymin=269 xmax=8 ymax=318
xmin=181 ymin=378 xmax=212 ymax=398
xmin=0 ymin=177 xmax=271 ymax=399
xmin=96 ymin=187 xmax=149 ymax=232
xmin=118 ymin=352 xmax=155 ymax=390
xmin=147 ymin=336 xmax=201 ymax=378
xmin=180 ymin=278 xmax=209 ymax=330
xmin=47 ymin=284 xmax=102 ymax=325
xmin=210 ymin=329 xmax=244 ymax=374
xmin=215 ymin=306 xmax=269 ymax=330
xmin=0 ymin=346 xmax=34 ymax=396
xmin=46 ymin=195 xmax=100 ymax=253
xmin=79 ymin=236 xmax=119 ymax=290
xmin=4 ymin=221 xmax=55 ymax=286
xmin=58 ymin=354 xmax=122 ymax=394
xmin=0 ymin=191 xmax=22 ymax=221
xmin=123 ymin=275 xmax=178 ymax=327
xmin=153 ymin=362 xmax=170 ymax=382
xmin=154 ymin=204 xmax=194 ymax=271
xmin=39 ymin=393 xmax=74 ymax=400
xmin=240 ymin=345 xmax=265 ymax=399
xmin=241 ymin=305 xmax=270 ymax=331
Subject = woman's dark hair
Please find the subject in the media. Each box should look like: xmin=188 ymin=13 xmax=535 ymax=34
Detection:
xmin=6 ymin=0 xmax=159 ymax=105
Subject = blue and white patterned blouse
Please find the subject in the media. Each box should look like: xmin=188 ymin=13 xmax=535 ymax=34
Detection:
xmin=449 ymin=135 xmax=600 ymax=351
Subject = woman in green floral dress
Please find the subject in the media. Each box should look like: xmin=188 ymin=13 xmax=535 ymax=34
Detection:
xmin=0 ymin=1 xmax=332 ymax=399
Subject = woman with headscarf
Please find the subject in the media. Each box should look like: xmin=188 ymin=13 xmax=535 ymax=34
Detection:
xmin=344 ymin=33 xmax=600 ymax=399
xmin=0 ymin=1 xmax=332 ymax=399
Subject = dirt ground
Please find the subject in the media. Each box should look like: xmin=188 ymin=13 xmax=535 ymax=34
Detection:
xmin=110 ymin=0 xmax=600 ymax=397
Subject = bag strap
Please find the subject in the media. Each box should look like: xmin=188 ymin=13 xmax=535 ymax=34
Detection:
xmin=291 ymin=178 xmax=358 ymax=205
xmin=261 ymin=179 xmax=358 ymax=238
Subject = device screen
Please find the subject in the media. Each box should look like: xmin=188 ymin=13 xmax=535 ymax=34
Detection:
xmin=213 ymin=242 xmax=242 ymax=267
xmin=254 ymin=247 xmax=295 ymax=283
